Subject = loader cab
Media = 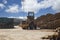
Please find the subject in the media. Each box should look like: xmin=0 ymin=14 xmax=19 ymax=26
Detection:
xmin=27 ymin=12 xmax=36 ymax=30
xmin=27 ymin=12 xmax=34 ymax=22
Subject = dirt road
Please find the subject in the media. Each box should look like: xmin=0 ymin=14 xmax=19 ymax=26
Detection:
xmin=0 ymin=29 xmax=56 ymax=40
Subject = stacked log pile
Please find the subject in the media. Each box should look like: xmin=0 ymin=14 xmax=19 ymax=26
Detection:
xmin=36 ymin=12 xmax=60 ymax=29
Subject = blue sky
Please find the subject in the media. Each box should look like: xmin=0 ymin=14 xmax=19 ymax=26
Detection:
xmin=0 ymin=0 xmax=60 ymax=19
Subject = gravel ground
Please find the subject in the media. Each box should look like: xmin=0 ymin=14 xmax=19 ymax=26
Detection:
xmin=0 ymin=28 xmax=57 ymax=40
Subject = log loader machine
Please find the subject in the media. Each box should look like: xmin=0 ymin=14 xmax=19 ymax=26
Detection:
xmin=20 ymin=12 xmax=37 ymax=30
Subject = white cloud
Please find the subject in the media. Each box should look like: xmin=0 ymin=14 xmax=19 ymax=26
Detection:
xmin=5 ymin=4 xmax=20 ymax=13
xmin=39 ymin=0 xmax=60 ymax=12
xmin=3 ymin=0 xmax=7 ymax=4
xmin=52 ymin=0 xmax=60 ymax=12
xmin=0 ymin=3 xmax=5 ymax=9
xmin=21 ymin=0 xmax=60 ymax=13
xmin=8 ymin=16 xmax=27 ymax=20
xmin=18 ymin=16 xmax=27 ymax=19
xmin=5 ymin=0 xmax=60 ymax=13
xmin=21 ymin=0 xmax=40 ymax=13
